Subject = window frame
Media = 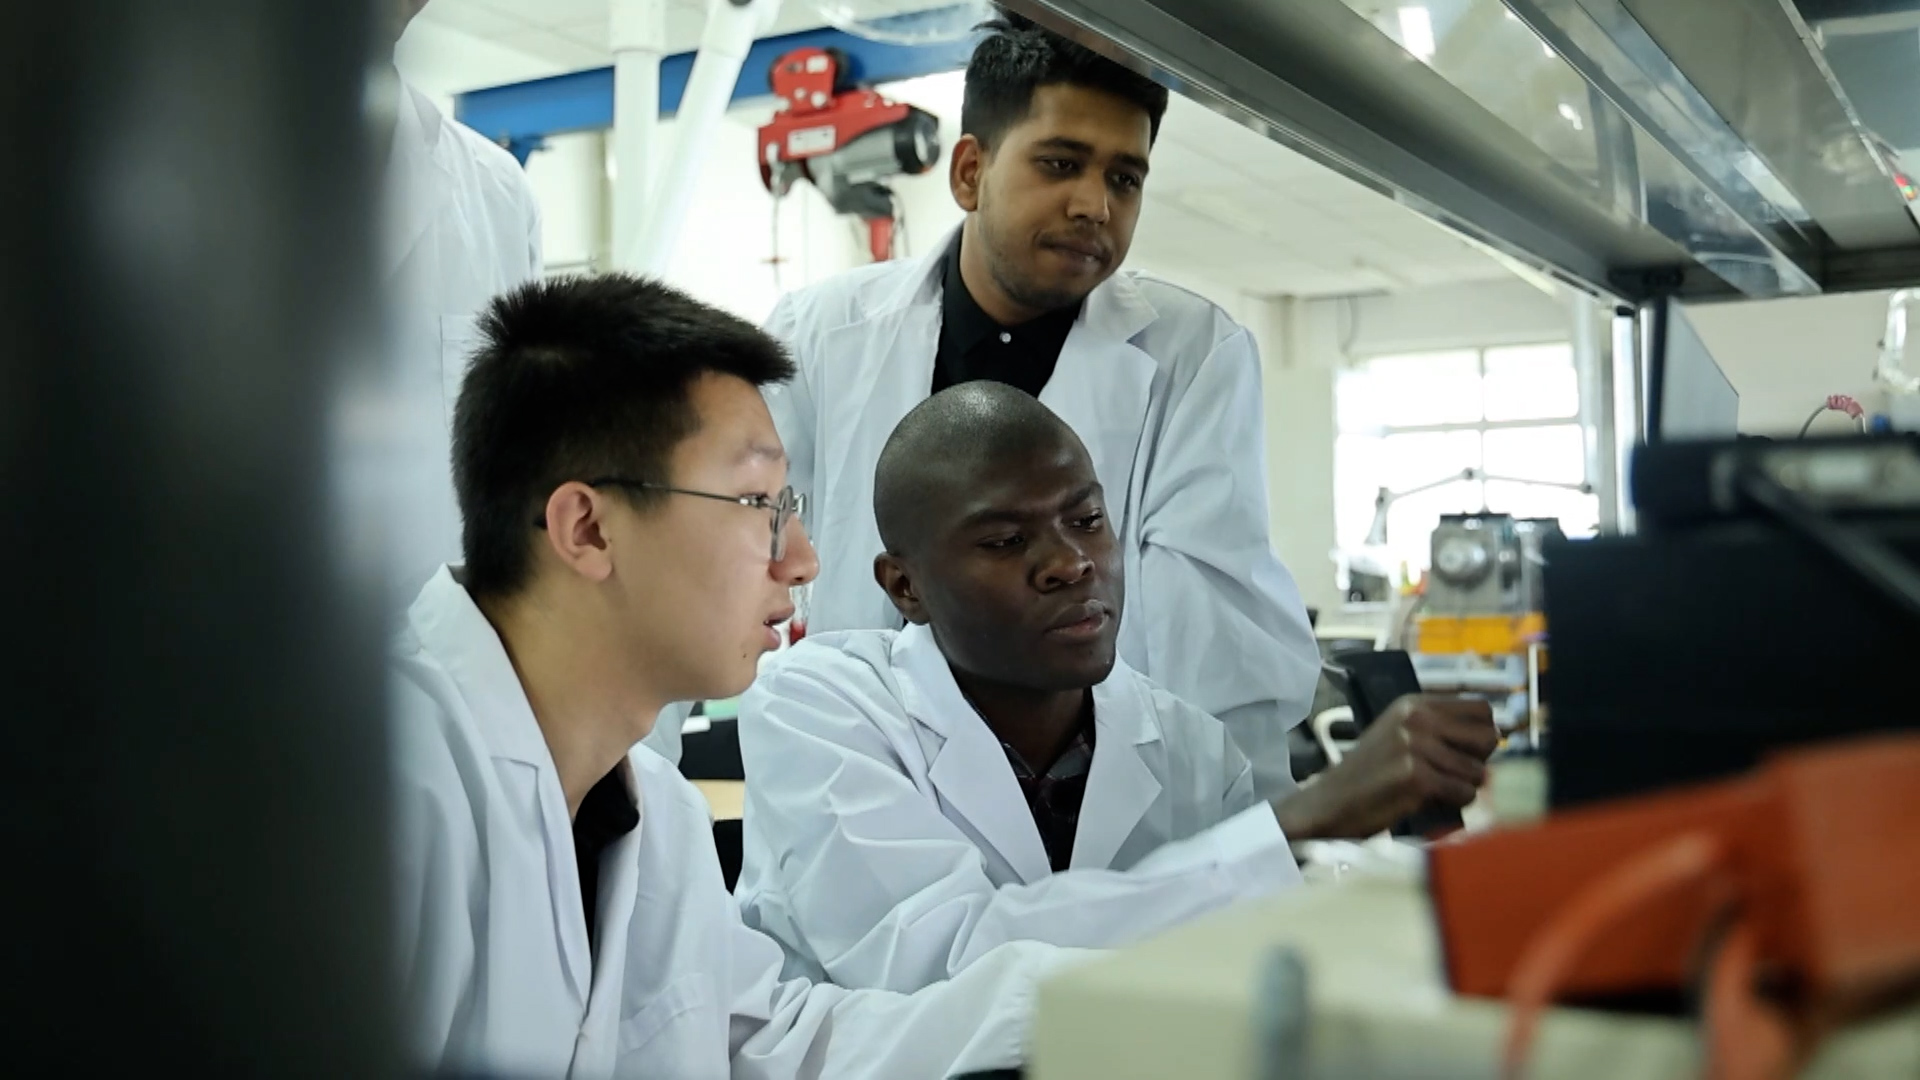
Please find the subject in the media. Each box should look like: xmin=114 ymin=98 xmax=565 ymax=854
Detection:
xmin=1335 ymin=341 xmax=1595 ymax=571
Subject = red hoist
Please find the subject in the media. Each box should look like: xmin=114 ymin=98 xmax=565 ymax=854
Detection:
xmin=755 ymin=46 xmax=941 ymax=263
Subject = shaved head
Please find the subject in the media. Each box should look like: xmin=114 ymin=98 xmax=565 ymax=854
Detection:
xmin=875 ymin=382 xmax=1085 ymax=557
xmin=872 ymin=383 xmax=1122 ymax=693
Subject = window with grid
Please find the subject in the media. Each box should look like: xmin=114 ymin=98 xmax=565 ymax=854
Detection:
xmin=1335 ymin=342 xmax=1600 ymax=577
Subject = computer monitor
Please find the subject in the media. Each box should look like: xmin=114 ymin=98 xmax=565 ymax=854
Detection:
xmin=1647 ymin=298 xmax=1740 ymax=440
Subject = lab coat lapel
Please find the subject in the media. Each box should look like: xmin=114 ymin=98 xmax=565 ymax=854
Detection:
xmin=384 ymin=81 xmax=456 ymax=281
xmin=894 ymin=625 xmax=1054 ymax=885
xmin=409 ymin=568 xmax=595 ymax=1007
xmin=1069 ymin=671 xmax=1163 ymax=871
xmin=1038 ymin=273 xmax=1159 ymax=539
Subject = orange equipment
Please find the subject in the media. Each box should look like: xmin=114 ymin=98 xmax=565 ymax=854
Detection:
xmin=1428 ymin=735 xmax=1920 ymax=1080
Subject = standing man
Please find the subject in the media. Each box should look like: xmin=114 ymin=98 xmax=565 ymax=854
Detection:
xmin=761 ymin=12 xmax=1319 ymax=795
xmin=383 ymin=0 xmax=544 ymax=607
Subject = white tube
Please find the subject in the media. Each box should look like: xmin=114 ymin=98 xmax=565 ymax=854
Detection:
xmin=632 ymin=0 xmax=783 ymax=274
xmin=611 ymin=0 xmax=668 ymax=271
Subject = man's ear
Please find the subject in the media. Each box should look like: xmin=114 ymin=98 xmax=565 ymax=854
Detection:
xmin=874 ymin=553 xmax=930 ymax=626
xmin=539 ymin=482 xmax=617 ymax=584
xmin=949 ymin=135 xmax=986 ymax=213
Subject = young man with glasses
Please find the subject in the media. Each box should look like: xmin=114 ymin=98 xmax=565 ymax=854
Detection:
xmin=390 ymin=274 xmax=1074 ymax=1078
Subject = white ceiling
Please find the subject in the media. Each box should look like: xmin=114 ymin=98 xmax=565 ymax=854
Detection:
xmin=405 ymin=0 xmax=1516 ymax=298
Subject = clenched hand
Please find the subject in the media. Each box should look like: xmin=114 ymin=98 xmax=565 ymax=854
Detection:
xmin=1273 ymin=695 xmax=1500 ymax=840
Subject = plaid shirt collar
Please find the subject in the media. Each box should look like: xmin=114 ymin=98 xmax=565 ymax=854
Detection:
xmin=998 ymin=709 xmax=1097 ymax=873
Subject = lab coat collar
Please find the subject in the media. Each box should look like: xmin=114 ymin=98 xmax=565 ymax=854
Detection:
xmin=892 ymin=622 xmax=1164 ymax=882
xmin=406 ymin=566 xmax=554 ymax=769
xmin=895 ymin=623 xmax=1053 ymax=883
xmin=1070 ymin=669 xmax=1164 ymax=872
xmin=404 ymin=566 xmax=601 ymax=1005
xmin=869 ymin=232 xmax=951 ymax=317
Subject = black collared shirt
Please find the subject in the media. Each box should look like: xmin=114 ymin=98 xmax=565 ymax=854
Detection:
xmin=572 ymin=767 xmax=640 ymax=957
xmin=932 ymin=234 xmax=1081 ymax=398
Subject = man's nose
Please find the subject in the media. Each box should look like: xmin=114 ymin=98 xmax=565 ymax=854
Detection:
xmin=776 ymin=519 xmax=820 ymax=586
xmin=1066 ymin=173 xmax=1110 ymax=224
xmin=1033 ymin=532 xmax=1095 ymax=589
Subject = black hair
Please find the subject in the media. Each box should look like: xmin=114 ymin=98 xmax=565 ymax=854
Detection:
xmin=962 ymin=11 xmax=1170 ymax=149
xmin=874 ymin=381 xmax=1085 ymax=557
xmin=453 ymin=274 xmax=795 ymax=598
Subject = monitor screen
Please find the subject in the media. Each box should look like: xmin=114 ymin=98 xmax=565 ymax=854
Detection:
xmin=1650 ymin=298 xmax=1740 ymax=440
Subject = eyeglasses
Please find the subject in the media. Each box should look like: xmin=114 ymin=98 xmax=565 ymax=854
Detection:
xmin=535 ymin=478 xmax=807 ymax=562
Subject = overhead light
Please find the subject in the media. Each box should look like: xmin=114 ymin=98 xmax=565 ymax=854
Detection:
xmin=1397 ymin=6 xmax=1436 ymax=60
xmin=1543 ymin=42 xmax=1556 ymax=58
xmin=1556 ymin=102 xmax=1584 ymax=131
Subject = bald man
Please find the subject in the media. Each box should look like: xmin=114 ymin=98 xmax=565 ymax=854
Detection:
xmin=735 ymin=384 xmax=1499 ymax=993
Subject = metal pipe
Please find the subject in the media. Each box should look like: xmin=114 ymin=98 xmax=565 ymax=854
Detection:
xmin=632 ymin=0 xmax=784 ymax=273
xmin=1606 ymin=304 xmax=1652 ymax=534
xmin=612 ymin=0 xmax=668 ymax=270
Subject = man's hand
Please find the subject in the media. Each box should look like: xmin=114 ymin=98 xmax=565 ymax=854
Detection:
xmin=1272 ymin=695 xmax=1499 ymax=841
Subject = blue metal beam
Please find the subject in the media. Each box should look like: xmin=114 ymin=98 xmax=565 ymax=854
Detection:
xmin=454 ymin=15 xmax=980 ymax=154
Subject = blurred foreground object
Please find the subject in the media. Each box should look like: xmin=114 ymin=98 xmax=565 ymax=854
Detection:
xmin=0 ymin=0 xmax=400 ymax=1074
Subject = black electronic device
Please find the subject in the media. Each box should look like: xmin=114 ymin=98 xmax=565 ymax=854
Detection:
xmin=1327 ymin=649 xmax=1465 ymax=837
xmin=1546 ymin=435 xmax=1920 ymax=809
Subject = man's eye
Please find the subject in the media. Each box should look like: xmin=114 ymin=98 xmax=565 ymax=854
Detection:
xmin=980 ymin=534 xmax=1025 ymax=550
xmin=1039 ymin=158 xmax=1076 ymax=174
xmin=1073 ymin=512 xmax=1106 ymax=532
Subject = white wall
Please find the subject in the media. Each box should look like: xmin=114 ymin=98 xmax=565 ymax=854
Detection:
xmin=1683 ymin=290 xmax=1896 ymax=436
xmin=1328 ymin=278 xmax=1574 ymax=358
xmin=395 ymin=19 xmax=562 ymax=114
xmin=1241 ymin=295 xmax=1341 ymax=616
xmin=525 ymin=132 xmax=611 ymax=274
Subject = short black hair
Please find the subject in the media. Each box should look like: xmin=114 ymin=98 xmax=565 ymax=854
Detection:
xmin=874 ymin=382 xmax=1085 ymax=557
xmin=453 ymin=274 xmax=795 ymax=598
xmin=962 ymin=11 xmax=1170 ymax=149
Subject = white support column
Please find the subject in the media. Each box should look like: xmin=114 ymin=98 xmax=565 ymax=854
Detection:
xmin=632 ymin=0 xmax=783 ymax=275
xmin=611 ymin=0 xmax=668 ymax=272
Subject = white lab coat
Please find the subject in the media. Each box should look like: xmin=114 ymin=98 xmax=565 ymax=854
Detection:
xmin=735 ymin=624 xmax=1304 ymax=993
xmin=382 ymin=79 xmax=543 ymax=609
xmin=390 ymin=568 xmax=1079 ymax=1079
xmin=760 ymin=236 xmax=1319 ymax=796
